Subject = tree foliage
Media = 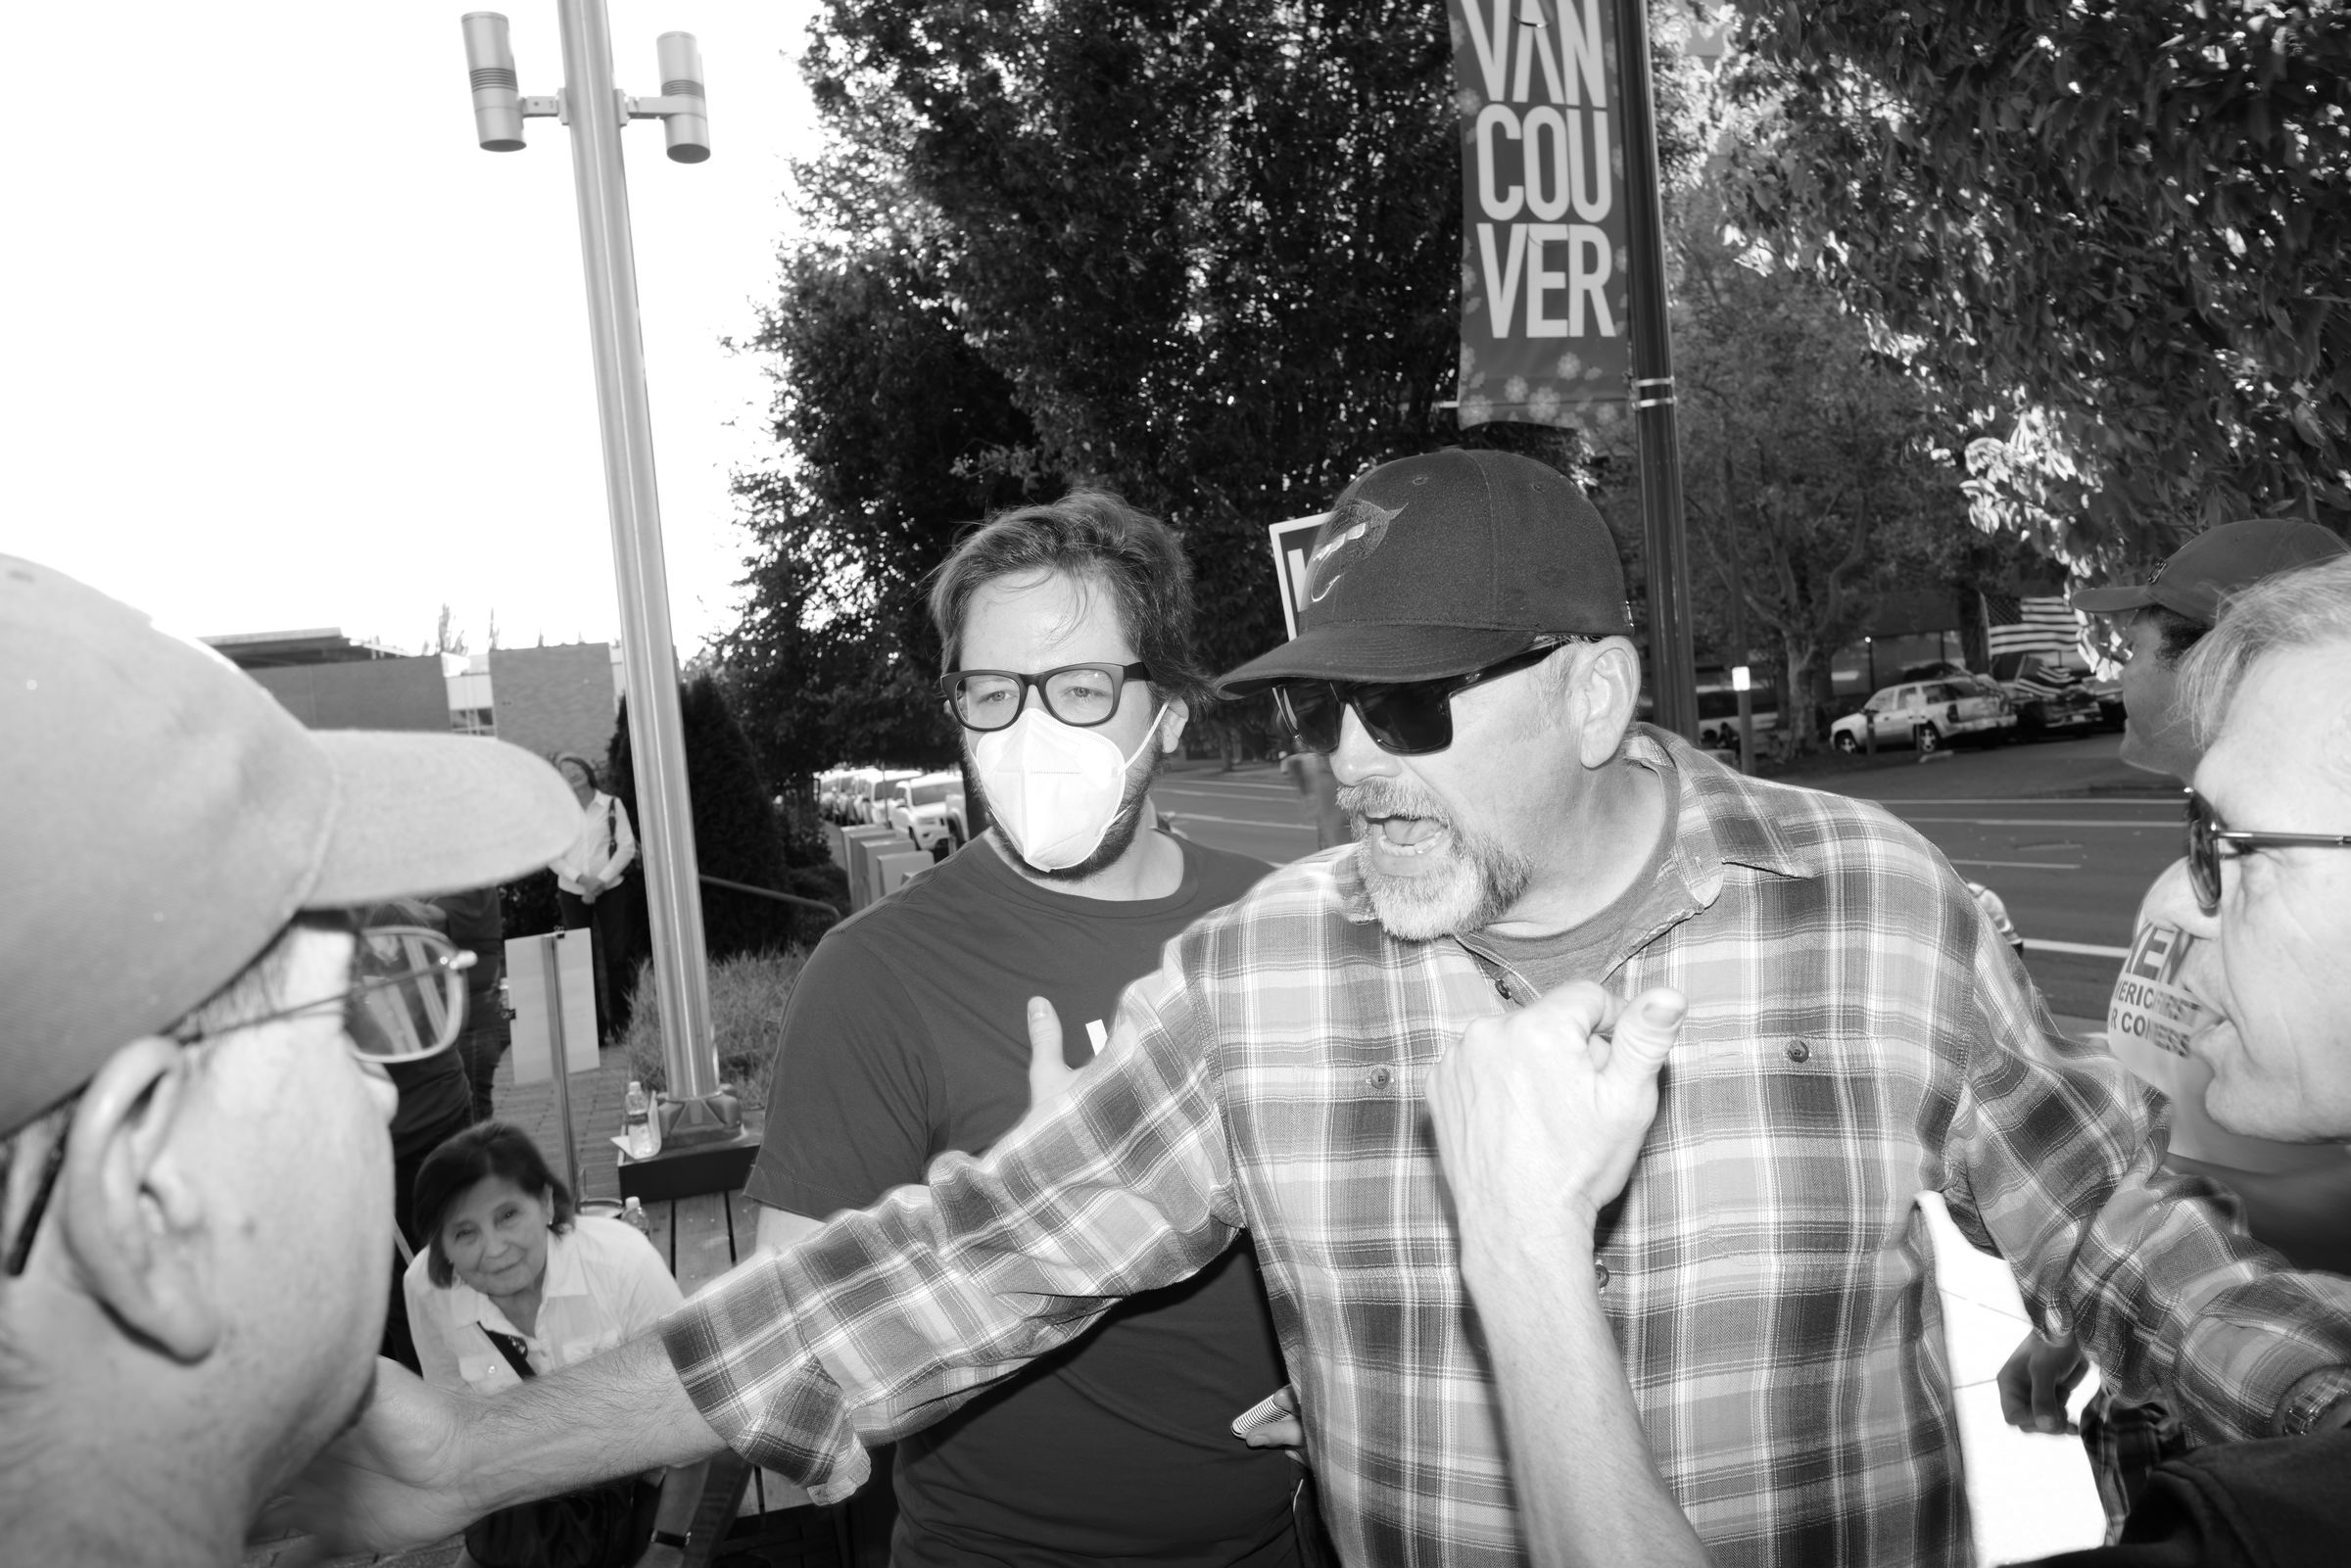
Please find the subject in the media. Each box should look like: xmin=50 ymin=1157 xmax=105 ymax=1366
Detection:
xmin=730 ymin=0 xmax=1481 ymax=766
xmin=720 ymin=233 xmax=1032 ymax=783
xmin=1658 ymin=192 xmax=1972 ymax=750
xmin=1726 ymin=0 xmax=2351 ymax=571
xmin=604 ymin=676 xmax=827 ymax=962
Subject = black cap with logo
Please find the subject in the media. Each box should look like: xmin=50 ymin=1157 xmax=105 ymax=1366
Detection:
xmin=1217 ymin=449 xmax=1632 ymax=692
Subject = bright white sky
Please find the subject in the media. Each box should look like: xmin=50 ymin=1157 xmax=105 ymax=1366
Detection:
xmin=1 ymin=1 xmax=824 ymax=656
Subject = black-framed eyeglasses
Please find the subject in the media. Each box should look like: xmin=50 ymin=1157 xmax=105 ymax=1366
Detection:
xmin=1271 ymin=640 xmax=1585 ymax=757
xmin=1 ymin=926 xmax=473 ymax=1279
xmin=940 ymin=661 xmax=1152 ymax=732
xmin=2184 ymin=789 xmax=2351 ymax=916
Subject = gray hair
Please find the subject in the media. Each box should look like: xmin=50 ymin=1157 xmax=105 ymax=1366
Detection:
xmin=2182 ymin=553 xmax=2351 ymax=750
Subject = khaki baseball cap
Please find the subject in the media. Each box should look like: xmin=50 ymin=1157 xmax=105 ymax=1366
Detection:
xmin=0 ymin=555 xmax=580 ymax=1136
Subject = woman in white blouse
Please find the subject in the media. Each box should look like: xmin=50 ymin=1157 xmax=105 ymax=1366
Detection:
xmin=405 ymin=1121 xmax=705 ymax=1568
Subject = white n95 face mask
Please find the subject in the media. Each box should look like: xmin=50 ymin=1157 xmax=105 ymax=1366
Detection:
xmin=973 ymin=702 xmax=1168 ymax=872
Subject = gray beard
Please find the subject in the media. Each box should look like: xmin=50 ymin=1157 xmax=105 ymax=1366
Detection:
xmin=1341 ymin=780 xmax=1533 ymax=939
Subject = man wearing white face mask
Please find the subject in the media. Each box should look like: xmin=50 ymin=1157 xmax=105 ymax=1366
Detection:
xmin=742 ymin=492 xmax=1305 ymax=1567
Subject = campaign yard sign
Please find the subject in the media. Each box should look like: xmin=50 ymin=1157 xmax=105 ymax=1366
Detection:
xmin=1449 ymin=0 xmax=1631 ymax=430
xmin=1266 ymin=512 xmax=1334 ymax=641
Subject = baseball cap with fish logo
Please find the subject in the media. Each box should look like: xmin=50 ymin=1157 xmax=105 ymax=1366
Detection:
xmin=1219 ymin=448 xmax=1632 ymax=690
xmin=1305 ymin=498 xmax=1401 ymax=604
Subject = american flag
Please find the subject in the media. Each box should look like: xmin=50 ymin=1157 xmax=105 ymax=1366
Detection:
xmin=1983 ymin=594 xmax=2083 ymax=660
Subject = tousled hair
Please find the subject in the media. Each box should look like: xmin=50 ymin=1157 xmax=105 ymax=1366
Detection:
xmin=927 ymin=490 xmax=1217 ymax=714
xmin=413 ymin=1120 xmax=576 ymax=1289
xmin=2182 ymin=554 xmax=2351 ymax=751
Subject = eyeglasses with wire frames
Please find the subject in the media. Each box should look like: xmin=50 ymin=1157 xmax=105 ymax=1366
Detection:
xmin=940 ymin=661 xmax=1152 ymax=732
xmin=1 ymin=925 xmax=473 ymax=1277
xmin=2183 ymin=788 xmax=2351 ymax=917
xmin=1271 ymin=639 xmax=1590 ymax=757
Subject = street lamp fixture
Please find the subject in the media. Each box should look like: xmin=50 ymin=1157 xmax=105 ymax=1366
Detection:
xmin=457 ymin=5 xmax=746 ymax=1191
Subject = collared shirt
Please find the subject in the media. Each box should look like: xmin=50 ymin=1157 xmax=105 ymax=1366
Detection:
xmin=551 ymin=790 xmax=636 ymax=898
xmin=408 ymin=1215 xmax=681 ymax=1395
xmin=661 ymin=729 xmax=2351 ymax=1568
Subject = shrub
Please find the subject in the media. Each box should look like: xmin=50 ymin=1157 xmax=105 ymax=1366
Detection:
xmin=606 ymin=675 xmax=802 ymax=965
xmin=619 ymin=948 xmax=807 ymax=1115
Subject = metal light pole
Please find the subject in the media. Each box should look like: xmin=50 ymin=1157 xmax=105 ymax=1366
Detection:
xmin=1611 ymin=0 xmax=1698 ymax=740
xmin=459 ymin=8 xmax=743 ymax=1163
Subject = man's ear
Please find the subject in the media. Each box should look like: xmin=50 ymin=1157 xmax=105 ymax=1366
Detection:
xmin=54 ymin=1036 xmax=221 ymax=1363
xmin=1158 ymin=696 xmax=1191 ymax=756
xmin=1572 ymin=640 xmax=1643 ymax=768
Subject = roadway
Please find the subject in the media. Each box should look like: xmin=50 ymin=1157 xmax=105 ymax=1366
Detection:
xmin=1152 ymin=730 xmax=2180 ymax=1022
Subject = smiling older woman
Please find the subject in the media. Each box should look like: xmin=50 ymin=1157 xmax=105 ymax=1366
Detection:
xmin=405 ymin=1122 xmax=705 ymax=1568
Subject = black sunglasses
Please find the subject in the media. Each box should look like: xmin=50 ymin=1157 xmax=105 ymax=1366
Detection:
xmin=1272 ymin=641 xmax=1584 ymax=757
xmin=2184 ymin=788 xmax=2351 ymax=916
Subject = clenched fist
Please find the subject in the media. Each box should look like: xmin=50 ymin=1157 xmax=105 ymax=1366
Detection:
xmin=1426 ymin=982 xmax=1686 ymax=1250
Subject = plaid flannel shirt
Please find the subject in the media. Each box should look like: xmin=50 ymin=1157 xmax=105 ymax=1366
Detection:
xmin=664 ymin=730 xmax=2351 ymax=1567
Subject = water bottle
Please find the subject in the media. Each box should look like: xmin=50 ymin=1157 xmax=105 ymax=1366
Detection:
xmin=624 ymin=1080 xmax=653 ymax=1160
xmin=623 ymin=1196 xmax=649 ymax=1238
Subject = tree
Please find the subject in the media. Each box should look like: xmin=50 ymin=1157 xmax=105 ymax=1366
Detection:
xmin=428 ymin=602 xmax=468 ymax=657
xmin=734 ymin=0 xmax=1469 ymax=762
xmin=731 ymin=0 xmax=1723 ymax=761
xmin=1725 ymin=1 xmax=2351 ymax=571
xmin=604 ymin=676 xmax=821 ymax=970
xmin=1601 ymin=180 xmax=1971 ymax=752
xmin=721 ymin=232 xmax=1041 ymax=783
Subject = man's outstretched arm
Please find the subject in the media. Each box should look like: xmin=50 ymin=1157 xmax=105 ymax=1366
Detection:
xmin=277 ymin=1333 xmax=726 ymax=1553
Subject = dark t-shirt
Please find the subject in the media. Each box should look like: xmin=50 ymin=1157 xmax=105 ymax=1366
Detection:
xmin=746 ymin=832 xmax=1296 ymax=1567
xmin=2027 ymin=1430 xmax=2351 ymax=1568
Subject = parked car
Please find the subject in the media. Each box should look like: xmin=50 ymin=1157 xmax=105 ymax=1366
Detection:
xmin=1830 ymin=677 xmax=2015 ymax=754
xmin=887 ymin=770 xmax=970 ymax=857
xmin=2083 ymin=674 xmax=2127 ymax=729
xmin=855 ymin=768 xmax=924 ymax=825
xmin=816 ymin=769 xmax=856 ymax=823
xmin=1989 ymin=650 xmax=2102 ymax=736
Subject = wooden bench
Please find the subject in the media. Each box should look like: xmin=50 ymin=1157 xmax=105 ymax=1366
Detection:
xmin=638 ymin=1189 xmax=855 ymax=1568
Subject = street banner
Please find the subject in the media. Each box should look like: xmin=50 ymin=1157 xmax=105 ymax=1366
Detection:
xmin=1266 ymin=512 xmax=1334 ymax=641
xmin=1448 ymin=0 xmax=1631 ymax=429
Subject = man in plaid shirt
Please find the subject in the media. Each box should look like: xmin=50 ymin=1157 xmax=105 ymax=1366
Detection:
xmin=286 ymin=452 xmax=2351 ymax=1567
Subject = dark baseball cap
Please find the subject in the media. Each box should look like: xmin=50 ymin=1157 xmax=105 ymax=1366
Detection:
xmin=2075 ymin=518 xmax=2347 ymax=625
xmin=0 ymin=554 xmax=581 ymax=1136
xmin=1218 ymin=449 xmax=1631 ymax=692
